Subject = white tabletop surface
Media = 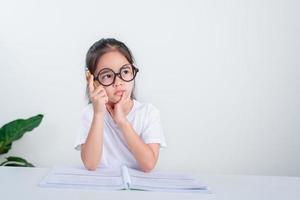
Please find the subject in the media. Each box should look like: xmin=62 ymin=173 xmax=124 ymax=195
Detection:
xmin=1 ymin=166 xmax=300 ymax=200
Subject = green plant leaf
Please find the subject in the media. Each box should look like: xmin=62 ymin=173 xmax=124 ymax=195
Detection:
xmin=0 ymin=156 xmax=34 ymax=167
xmin=2 ymin=163 xmax=25 ymax=167
xmin=6 ymin=156 xmax=28 ymax=163
xmin=0 ymin=143 xmax=12 ymax=154
xmin=0 ymin=114 xmax=43 ymax=155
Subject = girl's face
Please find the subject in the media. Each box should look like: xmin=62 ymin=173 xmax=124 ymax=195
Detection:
xmin=95 ymin=51 xmax=134 ymax=104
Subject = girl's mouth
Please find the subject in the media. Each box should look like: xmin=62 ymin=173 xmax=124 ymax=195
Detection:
xmin=114 ymin=90 xmax=125 ymax=96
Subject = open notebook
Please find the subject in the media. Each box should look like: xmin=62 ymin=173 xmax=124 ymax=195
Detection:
xmin=39 ymin=165 xmax=210 ymax=193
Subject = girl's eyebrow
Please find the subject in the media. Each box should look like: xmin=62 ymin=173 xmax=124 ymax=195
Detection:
xmin=97 ymin=63 xmax=131 ymax=74
xmin=98 ymin=68 xmax=112 ymax=74
xmin=95 ymin=68 xmax=110 ymax=75
xmin=121 ymin=65 xmax=131 ymax=69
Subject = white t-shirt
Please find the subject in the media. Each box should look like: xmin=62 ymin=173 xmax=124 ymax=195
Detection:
xmin=74 ymin=100 xmax=167 ymax=170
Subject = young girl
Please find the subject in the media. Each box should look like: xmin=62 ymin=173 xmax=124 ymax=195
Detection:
xmin=75 ymin=38 xmax=166 ymax=172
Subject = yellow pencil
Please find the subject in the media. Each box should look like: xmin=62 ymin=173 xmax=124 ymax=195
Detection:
xmin=85 ymin=69 xmax=97 ymax=88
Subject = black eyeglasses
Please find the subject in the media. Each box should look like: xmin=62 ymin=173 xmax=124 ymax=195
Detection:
xmin=94 ymin=64 xmax=139 ymax=86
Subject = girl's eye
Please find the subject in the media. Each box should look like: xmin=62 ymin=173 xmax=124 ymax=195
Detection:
xmin=101 ymin=74 xmax=112 ymax=80
xmin=122 ymin=70 xmax=129 ymax=74
xmin=122 ymin=69 xmax=133 ymax=75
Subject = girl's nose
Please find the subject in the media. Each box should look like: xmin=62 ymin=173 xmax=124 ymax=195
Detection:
xmin=113 ymin=75 xmax=123 ymax=87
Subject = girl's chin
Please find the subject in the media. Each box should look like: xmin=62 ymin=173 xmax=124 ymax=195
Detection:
xmin=108 ymin=97 xmax=121 ymax=104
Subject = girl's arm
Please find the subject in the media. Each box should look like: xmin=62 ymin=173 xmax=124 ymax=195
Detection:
xmin=106 ymin=93 xmax=160 ymax=172
xmin=81 ymin=74 xmax=108 ymax=171
xmin=81 ymin=113 xmax=104 ymax=171
xmin=119 ymin=121 xmax=160 ymax=172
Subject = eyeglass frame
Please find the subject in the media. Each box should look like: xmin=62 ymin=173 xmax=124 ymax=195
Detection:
xmin=94 ymin=64 xmax=139 ymax=87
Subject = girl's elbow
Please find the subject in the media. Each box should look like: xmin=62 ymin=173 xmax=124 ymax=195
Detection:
xmin=141 ymin=162 xmax=156 ymax=173
xmin=82 ymin=156 xmax=100 ymax=171
xmin=81 ymin=152 xmax=101 ymax=171
xmin=84 ymin=162 xmax=98 ymax=171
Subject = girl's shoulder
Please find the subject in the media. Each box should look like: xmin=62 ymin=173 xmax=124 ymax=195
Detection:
xmin=133 ymin=100 xmax=161 ymax=115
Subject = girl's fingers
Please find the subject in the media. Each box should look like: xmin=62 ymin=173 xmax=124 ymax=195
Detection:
xmin=99 ymin=94 xmax=108 ymax=102
xmin=90 ymin=92 xmax=107 ymax=102
xmin=119 ymin=91 xmax=127 ymax=103
xmin=90 ymin=87 xmax=108 ymax=104
xmin=121 ymin=92 xmax=126 ymax=102
xmin=125 ymin=90 xmax=131 ymax=101
xmin=90 ymin=86 xmax=106 ymax=98
xmin=94 ymin=84 xmax=105 ymax=93
xmin=103 ymin=96 xmax=108 ymax=103
xmin=88 ymin=74 xmax=94 ymax=93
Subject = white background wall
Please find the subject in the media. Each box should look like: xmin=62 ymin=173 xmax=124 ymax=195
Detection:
xmin=0 ymin=0 xmax=299 ymax=176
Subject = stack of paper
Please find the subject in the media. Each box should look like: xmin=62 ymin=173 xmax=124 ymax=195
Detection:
xmin=39 ymin=166 xmax=210 ymax=193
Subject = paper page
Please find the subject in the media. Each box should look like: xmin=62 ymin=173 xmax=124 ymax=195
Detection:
xmin=39 ymin=166 xmax=124 ymax=190
xmin=127 ymin=168 xmax=210 ymax=192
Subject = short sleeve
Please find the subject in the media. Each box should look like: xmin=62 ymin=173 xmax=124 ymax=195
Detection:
xmin=74 ymin=105 xmax=93 ymax=151
xmin=140 ymin=104 xmax=167 ymax=150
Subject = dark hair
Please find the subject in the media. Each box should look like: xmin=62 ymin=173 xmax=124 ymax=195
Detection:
xmin=85 ymin=38 xmax=137 ymax=102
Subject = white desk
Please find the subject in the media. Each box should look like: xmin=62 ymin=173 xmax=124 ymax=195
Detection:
xmin=1 ymin=166 xmax=300 ymax=200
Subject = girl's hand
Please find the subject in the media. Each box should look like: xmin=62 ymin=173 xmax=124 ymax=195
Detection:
xmin=106 ymin=91 xmax=131 ymax=126
xmin=88 ymin=74 xmax=108 ymax=114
